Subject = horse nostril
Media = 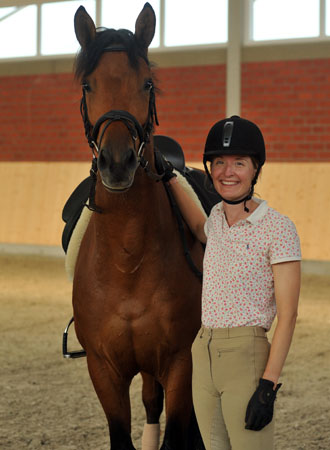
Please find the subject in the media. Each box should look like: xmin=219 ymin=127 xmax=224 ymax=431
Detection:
xmin=126 ymin=148 xmax=138 ymax=170
xmin=98 ymin=148 xmax=111 ymax=171
xmin=98 ymin=147 xmax=137 ymax=173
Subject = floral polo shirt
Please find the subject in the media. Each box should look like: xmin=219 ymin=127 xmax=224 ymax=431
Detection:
xmin=202 ymin=198 xmax=301 ymax=331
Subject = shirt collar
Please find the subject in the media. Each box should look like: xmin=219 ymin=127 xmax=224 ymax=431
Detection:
xmin=246 ymin=198 xmax=268 ymax=224
xmin=216 ymin=198 xmax=269 ymax=226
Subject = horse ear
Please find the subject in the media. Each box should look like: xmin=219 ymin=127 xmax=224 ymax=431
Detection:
xmin=74 ymin=5 xmax=96 ymax=49
xmin=135 ymin=3 xmax=156 ymax=50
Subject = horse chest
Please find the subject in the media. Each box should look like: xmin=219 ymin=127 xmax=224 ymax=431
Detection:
xmin=112 ymin=247 xmax=145 ymax=274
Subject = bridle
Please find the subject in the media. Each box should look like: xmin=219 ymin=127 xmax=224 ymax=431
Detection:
xmin=80 ymin=46 xmax=165 ymax=211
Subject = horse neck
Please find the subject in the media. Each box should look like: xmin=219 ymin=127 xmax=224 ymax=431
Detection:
xmin=93 ymin=168 xmax=172 ymax=248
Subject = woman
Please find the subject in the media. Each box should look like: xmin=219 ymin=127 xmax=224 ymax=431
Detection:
xmin=167 ymin=116 xmax=301 ymax=450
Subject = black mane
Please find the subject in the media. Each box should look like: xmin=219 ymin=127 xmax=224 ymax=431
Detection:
xmin=74 ymin=27 xmax=149 ymax=80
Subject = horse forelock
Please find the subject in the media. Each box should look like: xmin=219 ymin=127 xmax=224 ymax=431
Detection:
xmin=74 ymin=27 xmax=150 ymax=81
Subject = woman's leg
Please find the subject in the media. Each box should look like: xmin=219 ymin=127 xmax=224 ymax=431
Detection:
xmin=192 ymin=328 xmax=231 ymax=450
xmin=211 ymin=329 xmax=274 ymax=450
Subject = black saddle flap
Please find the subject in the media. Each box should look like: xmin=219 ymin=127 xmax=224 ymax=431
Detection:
xmin=62 ymin=177 xmax=93 ymax=223
xmin=61 ymin=176 xmax=93 ymax=253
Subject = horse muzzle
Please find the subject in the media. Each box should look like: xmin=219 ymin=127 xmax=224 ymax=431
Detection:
xmin=97 ymin=146 xmax=139 ymax=193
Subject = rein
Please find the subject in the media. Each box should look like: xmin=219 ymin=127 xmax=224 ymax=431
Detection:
xmin=163 ymin=182 xmax=203 ymax=282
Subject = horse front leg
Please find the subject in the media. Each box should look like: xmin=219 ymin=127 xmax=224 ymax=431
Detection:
xmin=141 ymin=371 xmax=164 ymax=450
xmin=86 ymin=354 xmax=136 ymax=450
xmin=160 ymin=353 xmax=196 ymax=450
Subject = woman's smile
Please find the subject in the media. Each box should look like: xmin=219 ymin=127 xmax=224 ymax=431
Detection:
xmin=220 ymin=180 xmax=239 ymax=185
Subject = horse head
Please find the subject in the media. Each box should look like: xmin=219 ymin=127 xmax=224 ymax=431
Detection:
xmin=74 ymin=3 xmax=157 ymax=193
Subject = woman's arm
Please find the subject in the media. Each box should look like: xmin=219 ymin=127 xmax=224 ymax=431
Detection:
xmin=168 ymin=177 xmax=207 ymax=243
xmin=262 ymin=260 xmax=301 ymax=386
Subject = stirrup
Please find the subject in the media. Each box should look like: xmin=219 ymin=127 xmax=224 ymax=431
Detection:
xmin=62 ymin=317 xmax=86 ymax=358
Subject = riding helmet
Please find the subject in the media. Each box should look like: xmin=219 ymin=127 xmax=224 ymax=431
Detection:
xmin=203 ymin=115 xmax=266 ymax=168
xmin=203 ymin=116 xmax=266 ymax=212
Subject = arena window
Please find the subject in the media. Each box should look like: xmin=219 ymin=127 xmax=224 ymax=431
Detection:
xmin=246 ymin=0 xmax=329 ymax=43
xmin=41 ymin=0 xmax=96 ymax=55
xmin=0 ymin=5 xmax=37 ymax=58
xmin=101 ymin=0 xmax=160 ymax=48
xmin=326 ymin=0 xmax=330 ymax=34
xmin=0 ymin=0 xmax=329 ymax=60
xmin=164 ymin=0 xmax=228 ymax=47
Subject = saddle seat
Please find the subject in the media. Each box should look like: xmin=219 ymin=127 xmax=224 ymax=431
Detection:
xmin=153 ymin=134 xmax=220 ymax=214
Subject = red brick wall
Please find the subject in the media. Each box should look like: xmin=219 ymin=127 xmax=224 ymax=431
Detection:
xmin=241 ymin=59 xmax=330 ymax=161
xmin=0 ymin=58 xmax=329 ymax=162
xmin=0 ymin=73 xmax=85 ymax=161
xmin=155 ymin=65 xmax=226 ymax=161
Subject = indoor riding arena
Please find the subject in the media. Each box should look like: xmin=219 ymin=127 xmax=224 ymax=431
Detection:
xmin=1 ymin=1 xmax=330 ymax=449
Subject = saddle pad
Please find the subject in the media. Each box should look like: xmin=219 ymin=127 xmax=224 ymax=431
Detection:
xmin=65 ymin=171 xmax=206 ymax=281
xmin=65 ymin=202 xmax=92 ymax=281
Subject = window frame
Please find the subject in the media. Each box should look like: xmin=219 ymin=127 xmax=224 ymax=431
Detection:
xmin=244 ymin=0 xmax=330 ymax=46
xmin=0 ymin=0 xmax=329 ymax=62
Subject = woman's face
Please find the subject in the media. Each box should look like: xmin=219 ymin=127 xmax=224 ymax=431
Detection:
xmin=210 ymin=155 xmax=257 ymax=201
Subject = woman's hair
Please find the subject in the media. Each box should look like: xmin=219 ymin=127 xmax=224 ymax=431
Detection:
xmin=250 ymin=156 xmax=259 ymax=170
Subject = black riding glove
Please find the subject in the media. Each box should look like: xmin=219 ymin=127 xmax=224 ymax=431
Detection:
xmin=162 ymin=158 xmax=176 ymax=182
xmin=245 ymin=378 xmax=282 ymax=431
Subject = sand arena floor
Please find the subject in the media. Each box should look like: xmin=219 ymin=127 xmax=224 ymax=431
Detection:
xmin=0 ymin=253 xmax=329 ymax=450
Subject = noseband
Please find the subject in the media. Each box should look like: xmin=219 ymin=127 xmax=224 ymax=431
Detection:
xmin=91 ymin=109 xmax=146 ymax=158
xmin=80 ymin=48 xmax=164 ymax=211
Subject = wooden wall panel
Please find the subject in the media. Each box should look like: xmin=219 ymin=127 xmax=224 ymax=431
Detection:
xmin=1 ymin=162 xmax=329 ymax=261
xmin=256 ymin=163 xmax=330 ymax=261
xmin=1 ymin=162 xmax=89 ymax=247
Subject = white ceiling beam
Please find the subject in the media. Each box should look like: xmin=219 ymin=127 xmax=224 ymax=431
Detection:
xmin=226 ymin=0 xmax=244 ymax=117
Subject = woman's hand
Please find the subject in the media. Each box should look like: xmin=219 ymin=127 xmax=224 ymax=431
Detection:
xmin=245 ymin=378 xmax=282 ymax=431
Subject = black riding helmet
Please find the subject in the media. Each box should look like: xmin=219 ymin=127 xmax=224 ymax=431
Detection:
xmin=203 ymin=115 xmax=266 ymax=211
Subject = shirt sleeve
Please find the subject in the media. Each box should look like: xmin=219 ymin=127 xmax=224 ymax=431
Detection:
xmin=204 ymin=203 xmax=218 ymax=238
xmin=204 ymin=217 xmax=210 ymax=237
xmin=270 ymin=215 xmax=301 ymax=264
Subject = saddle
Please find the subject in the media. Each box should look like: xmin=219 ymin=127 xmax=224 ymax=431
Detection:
xmin=61 ymin=135 xmax=220 ymax=253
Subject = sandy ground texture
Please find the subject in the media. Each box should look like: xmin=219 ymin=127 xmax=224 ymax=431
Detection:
xmin=1 ymin=253 xmax=330 ymax=450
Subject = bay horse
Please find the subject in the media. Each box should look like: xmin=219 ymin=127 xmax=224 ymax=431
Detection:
xmin=72 ymin=4 xmax=204 ymax=449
